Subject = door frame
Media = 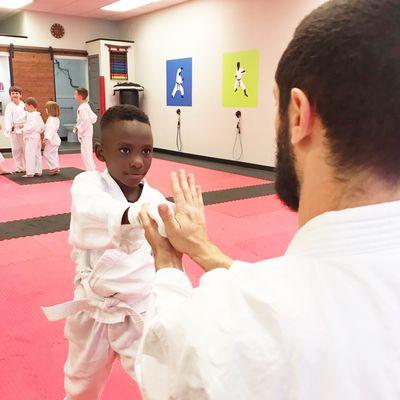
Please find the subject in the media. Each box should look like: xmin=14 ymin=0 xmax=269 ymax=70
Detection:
xmin=53 ymin=55 xmax=89 ymax=141
xmin=88 ymin=54 xmax=101 ymax=140
xmin=5 ymin=44 xmax=88 ymax=86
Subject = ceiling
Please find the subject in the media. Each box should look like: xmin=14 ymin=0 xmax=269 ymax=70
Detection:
xmin=0 ymin=0 xmax=189 ymax=21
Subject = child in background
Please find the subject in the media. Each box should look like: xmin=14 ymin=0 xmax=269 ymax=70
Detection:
xmin=42 ymin=105 xmax=172 ymax=400
xmin=0 ymin=124 xmax=10 ymax=174
xmin=0 ymin=151 xmax=9 ymax=175
xmin=43 ymin=101 xmax=61 ymax=175
xmin=4 ymin=86 xmax=26 ymax=173
xmin=22 ymin=97 xmax=44 ymax=178
xmin=73 ymin=87 xmax=97 ymax=171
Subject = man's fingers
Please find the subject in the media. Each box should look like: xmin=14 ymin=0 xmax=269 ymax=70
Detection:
xmin=196 ymin=185 xmax=204 ymax=208
xmin=139 ymin=205 xmax=153 ymax=232
xmin=188 ymin=173 xmax=198 ymax=205
xmin=139 ymin=204 xmax=157 ymax=232
xmin=159 ymin=203 xmax=180 ymax=231
xmin=139 ymin=204 xmax=150 ymax=226
xmin=171 ymin=171 xmax=186 ymax=208
xmin=158 ymin=203 xmax=170 ymax=217
xmin=178 ymin=169 xmax=194 ymax=204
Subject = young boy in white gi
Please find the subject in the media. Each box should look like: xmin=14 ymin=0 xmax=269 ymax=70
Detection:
xmin=0 ymin=122 xmax=9 ymax=174
xmin=4 ymin=85 xmax=26 ymax=173
xmin=0 ymin=151 xmax=9 ymax=174
xmin=43 ymin=101 xmax=61 ymax=175
xmin=22 ymin=97 xmax=44 ymax=178
xmin=42 ymin=105 xmax=171 ymax=399
xmin=73 ymin=87 xmax=97 ymax=172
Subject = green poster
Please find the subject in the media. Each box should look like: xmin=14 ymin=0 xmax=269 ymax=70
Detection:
xmin=222 ymin=49 xmax=260 ymax=108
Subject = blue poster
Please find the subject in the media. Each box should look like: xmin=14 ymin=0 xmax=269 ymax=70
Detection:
xmin=166 ymin=57 xmax=192 ymax=106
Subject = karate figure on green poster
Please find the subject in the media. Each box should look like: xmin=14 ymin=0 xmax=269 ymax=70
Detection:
xmin=234 ymin=62 xmax=248 ymax=97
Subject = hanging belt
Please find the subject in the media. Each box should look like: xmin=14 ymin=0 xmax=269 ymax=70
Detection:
xmin=233 ymin=112 xmax=243 ymax=160
xmin=176 ymin=110 xmax=183 ymax=151
xmin=41 ymin=279 xmax=145 ymax=331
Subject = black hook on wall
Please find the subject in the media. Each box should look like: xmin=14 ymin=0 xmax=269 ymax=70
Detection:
xmin=233 ymin=110 xmax=243 ymax=160
xmin=176 ymin=108 xmax=183 ymax=151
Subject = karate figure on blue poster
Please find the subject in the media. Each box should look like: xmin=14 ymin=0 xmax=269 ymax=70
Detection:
xmin=172 ymin=67 xmax=185 ymax=98
xmin=166 ymin=57 xmax=192 ymax=106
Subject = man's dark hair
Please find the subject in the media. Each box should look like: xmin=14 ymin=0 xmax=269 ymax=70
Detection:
xmin=101 ymin=105 xmax=150 ymax=132
xmin=76 ymin=87 xmax=88 ymax=100
xmin=9 ymin=85 xmax=22 ymax=94
xmin=276 ymin=0 xmax=400 ymax=182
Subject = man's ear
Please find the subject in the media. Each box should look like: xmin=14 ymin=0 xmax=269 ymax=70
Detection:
xmin=94 ymin=142 xmax=106 ymax=162
xmin=289 ymin=88 xmax=312 ymax=145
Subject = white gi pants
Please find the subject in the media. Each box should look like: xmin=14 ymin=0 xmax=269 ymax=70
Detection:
xmin=0 ymin=152 xmax=4 ymax=164
xmin=234 ymin=78 xmax=246 ymax=91
xmin=64 ymin=311 xmax=142 ymax=400
xmin=80 ymin=136 xmax=96 ymax=171
xmin=10 ymin=132 xmax=25 ymax=171
xmin=24 ymin=137 xmax=42 ymax=176
xmin=172 ymin=83 xmax=184 ymax=97
xmin=43 ymin=144 xmax=60 ymax=170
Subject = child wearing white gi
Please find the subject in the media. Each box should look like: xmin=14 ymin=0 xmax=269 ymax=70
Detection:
xmin=4 ymin=85 xmax=26 ymax=173
xmin=0 ymin=151 xmax=9 ymax=174
xmin=73 ymin=87 xmax=97 ymax=172
xmin=0 ymin=124 xmax=9 ymax=175
xmin=22 ymin=97 xmax=44 ymax=178
xmin=43 ymin=101 xmax=61 ymax=175
xmin=42 ymin=105 xmax=171 ymax=400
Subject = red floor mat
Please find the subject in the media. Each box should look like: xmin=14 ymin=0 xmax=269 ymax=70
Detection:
xmin=0 ymin=155 xmax=296 ymax=399
xmin=0 ymin=154 xmax=267 ymax=223
xmin=0 ymin=251 xmax=141 ymax=399
xmin=208 ymin=194 xmax=287 ymax=217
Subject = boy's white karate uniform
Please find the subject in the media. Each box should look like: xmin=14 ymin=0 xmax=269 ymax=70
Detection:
xmin=4 ymin=101 xmax=26 ymax=172
xmin=23 ymin=111 xmax=44 ymax=176
xmin=234 ymin=67 xmax=247 ymax=91
xmin=76 ymin=103 xmax=97 ymax=171
xmin=172 ymin=67 xmax=184 ymax=98
xmin=43 ymin=116 xmax=61 ymax=170
xmin=42 ymin=169 xmax=168 ymax=400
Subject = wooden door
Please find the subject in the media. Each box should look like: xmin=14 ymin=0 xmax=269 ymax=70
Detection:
xmin=11 ymin=51 xmax=55 ymax=120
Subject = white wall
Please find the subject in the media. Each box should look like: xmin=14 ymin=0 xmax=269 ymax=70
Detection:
xmin=0 ymin=12 xmax=26 ymax=37
xmin=0 ymin=11 xmax=121 ymax=50
xmin=122 ymin=0 xmax=326 ymax=167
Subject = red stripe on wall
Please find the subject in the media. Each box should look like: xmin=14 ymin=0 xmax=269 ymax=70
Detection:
xmin=99 ymin=75 xmax=106 ymax=115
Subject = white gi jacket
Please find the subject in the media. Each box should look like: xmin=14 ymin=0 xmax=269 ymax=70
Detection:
xmin=23 ymin=111 xmax=45 ymax=139
xmin=42 ymin=169 xmax=168 ymax=327
xmin=137 ymin=200 xmax=400 ymax=400
xmin=76 ymin=102 xmax=97 ymax=138
xmin=44 ymin=116 xmax=61 ymax=146
xmin=4 ymin=101 xmax=26 ymax=135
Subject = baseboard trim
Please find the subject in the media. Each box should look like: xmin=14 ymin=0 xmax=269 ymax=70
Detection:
xmin=153 ymin=148 xmax=276 ymax=172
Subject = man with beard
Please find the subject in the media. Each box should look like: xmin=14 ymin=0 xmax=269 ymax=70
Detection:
xmin=136 ymin=1 xmax=400 ymax=399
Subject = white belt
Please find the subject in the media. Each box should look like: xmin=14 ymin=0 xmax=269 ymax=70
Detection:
xmin=41 ymin=280 xmax=145 ymax=331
